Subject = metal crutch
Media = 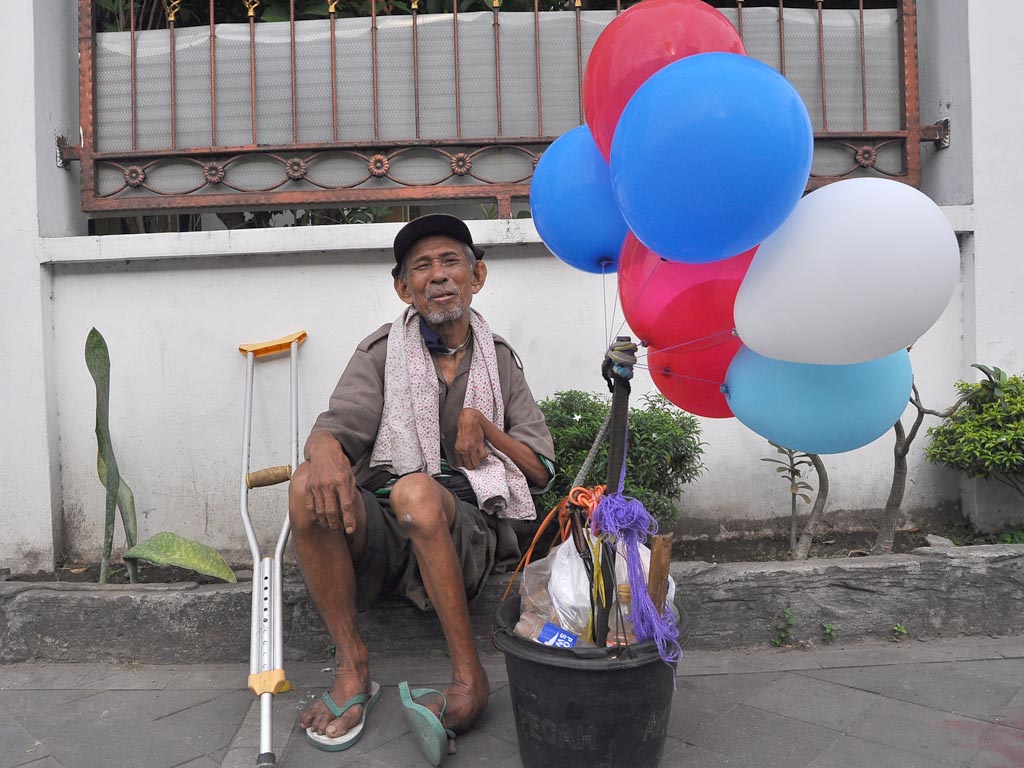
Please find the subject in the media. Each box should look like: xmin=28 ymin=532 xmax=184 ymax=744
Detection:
xmin=238 ymin=330 xmax=307 ymax=768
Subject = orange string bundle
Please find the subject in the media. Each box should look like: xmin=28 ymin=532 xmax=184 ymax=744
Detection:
xmin=502 ymin=485 xmax=606 ymax=601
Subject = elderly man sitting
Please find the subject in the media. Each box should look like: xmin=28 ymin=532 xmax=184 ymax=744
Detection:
xmin=290 ymin=214 xmax=555 ymax=763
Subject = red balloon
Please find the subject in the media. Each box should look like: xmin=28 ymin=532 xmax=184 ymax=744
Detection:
xmin=649 ymin=337 xmax=740 ymax=419
xmin=618 ymin=232 xmax=755 ymax=348
xmin=583 ymin=0 xmax=745 ymax=161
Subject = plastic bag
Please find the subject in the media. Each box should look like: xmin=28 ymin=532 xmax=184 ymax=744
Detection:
xmin=547 ymin=540 xmax=595 ymax=637
xmin=614 ymin=540 xmax=676 ymax=606
xmin=519 ymin=550 xmax=556 ymax=619
xmin=527 ymin=537 xmax=678 ymax=643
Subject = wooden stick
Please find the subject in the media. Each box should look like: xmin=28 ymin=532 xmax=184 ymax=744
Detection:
xmin=647 ymin=533 xmax=674 ymax=613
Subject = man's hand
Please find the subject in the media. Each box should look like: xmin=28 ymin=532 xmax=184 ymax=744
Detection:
xmin=454 ymin=408 xmax=551 ymax=488
xmin=455 ymin=408 xmax=489 ymax=470
xmin=304 ymin=432 xmax=361 ymax=535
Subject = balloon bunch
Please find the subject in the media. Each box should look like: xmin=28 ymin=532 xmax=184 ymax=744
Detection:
xmin=531 ymin=0 xmax=959 ymax=456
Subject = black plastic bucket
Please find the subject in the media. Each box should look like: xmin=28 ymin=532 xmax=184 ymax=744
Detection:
xmin=493 ymin=595 xmax=676 ymax=768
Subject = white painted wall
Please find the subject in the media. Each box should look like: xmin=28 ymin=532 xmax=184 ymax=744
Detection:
xmin=47 ymin=228 xmax=624 ymax=563
xmin=960 ymin=0 xmax=1024 ymax=528
xmin=44 ymin=216 xmax=967 ymax=563
xmin=965 ymin=1 xmax=1024 ymax=375
xmin=918 ymin=0 xmax=972 ymax=206
xmin=2 ymin=0 xmax=1021 ymax=572
xmin=0 ymin=0 xmax=86 ymax=573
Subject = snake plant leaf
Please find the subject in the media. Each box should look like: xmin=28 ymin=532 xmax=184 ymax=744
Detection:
xmin=125 ymin=532 xmax=237 ymax=583
xmin=97 ymin=453 xmax=139 ymax=551
xmin=86 ymin=328 xmax=123 ymax=584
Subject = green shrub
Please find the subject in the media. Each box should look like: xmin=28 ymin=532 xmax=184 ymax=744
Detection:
xmin=536 ymin=390 xmax=705 ymax=528
xmin=821 ymin=622 xmax=837 ymax=644
xmin=772 ymin=608 xmax=796 ymax=647
xmin=998 ymin=527 xmax=1024 ymax=544
xmin=925 ymin=372 xmax=1024 ymax=500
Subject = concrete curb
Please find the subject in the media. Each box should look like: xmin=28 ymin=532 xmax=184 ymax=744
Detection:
xmin=675 ymin=544 xmax=1024 ymax=648
xmin=3 ymin=544 xmax=1023 ymax=663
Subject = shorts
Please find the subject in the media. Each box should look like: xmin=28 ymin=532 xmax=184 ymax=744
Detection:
xmin=353 ymin=487 xmax=498 ymax=611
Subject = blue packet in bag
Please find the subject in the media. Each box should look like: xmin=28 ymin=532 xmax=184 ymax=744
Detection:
xmin=536 ymin=622 xmax=578 ymax=649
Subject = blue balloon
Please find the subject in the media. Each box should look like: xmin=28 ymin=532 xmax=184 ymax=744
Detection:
xmin=610 ymin=52 xmax=813 ymax=264
xmin=725 ymin=347 xmax=913 ymax=455
xmin=531 ymin=126 xmax=628 ymax=274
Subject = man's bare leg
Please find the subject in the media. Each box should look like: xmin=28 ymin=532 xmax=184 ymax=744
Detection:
xmin=289 ymin=462 xmax=372 ymax=739
xmin=389 ymin=473 xmax=490 ymax=740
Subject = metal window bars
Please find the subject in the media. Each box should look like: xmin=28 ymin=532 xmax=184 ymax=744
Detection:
xmin=63 ymin=0 xmax=947 ymax=219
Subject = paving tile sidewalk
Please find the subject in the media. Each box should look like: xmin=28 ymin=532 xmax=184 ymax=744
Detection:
xmin=4 ymin=635 xmax=1024 ymax=768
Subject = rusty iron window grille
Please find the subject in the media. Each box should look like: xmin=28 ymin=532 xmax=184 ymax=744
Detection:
xmin=63 ymin=0 xmax=947 ymax=221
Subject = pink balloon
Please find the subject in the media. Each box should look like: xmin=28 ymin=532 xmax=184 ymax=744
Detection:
xmin=618 ymin=232 xmax=755 ymax=348
xmin=583 ymin=0 xmax=745 ymax=162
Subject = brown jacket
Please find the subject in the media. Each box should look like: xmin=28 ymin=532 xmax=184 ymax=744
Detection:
xmin=308 ymin=323 xmax=555 ymax=494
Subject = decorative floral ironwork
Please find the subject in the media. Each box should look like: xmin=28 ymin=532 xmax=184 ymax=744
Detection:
xmin=98 ymin=146 xmax=544 ymax=203
xmin=450 ymin=153 xmax=472 ymax=176
xmin=368 ymin=154 xmax=390 ymax=178
xmin=855 ymin=145 xmax=878 ymax=168
xmin=284 ymin=157 xmax=308 ymax=181
xmin=202 ymin=162 xmax=226 ymax=184
xmin=806 ymin=139 xmax=902 ymax=186
xmin=101 ymin=137 xmax=936 ymax=216
xmin=123 ymin=166 xmax=146 ymax=188
xmin=162 ymin=0 xmax=182 ymax=22
xmin=244 ymin=0 xmax=260 ymax=17
xmin=96 ymin=137 xmax=907 ymax=207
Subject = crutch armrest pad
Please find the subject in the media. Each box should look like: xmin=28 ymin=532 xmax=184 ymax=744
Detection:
xmin=239 ymin=330 xmax=307 ymax=358
xmin=248 ymin=669 xmax=291 ymax=696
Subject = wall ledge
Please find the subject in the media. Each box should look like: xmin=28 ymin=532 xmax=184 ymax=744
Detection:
xmin=36 ymin=219 xmax=544 ymax=265
xmin=37 ymin=207 xmax=973 ymax=266
xmin=2 ymin=543 xmax=1020 ymax=663
xmin=942 ymin=204 xmax=975 ymax=233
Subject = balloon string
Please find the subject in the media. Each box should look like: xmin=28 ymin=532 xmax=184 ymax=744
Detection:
xmin=634 ymin=363 xmax=726 ymax=389
xmin=611 ymin=263 xmax=631 ymax=341
xmin=608 ymin=269 xmax=622 ymax=347
xmin=634 ymin=328 xmax=737 ymax=359
xmin=613 ymin=316 xmax=630 ymax=343
xmin=619 ymin=256 xmax=662 ymax=337
xmin=602 ymin=264 xmax=610 ymax=350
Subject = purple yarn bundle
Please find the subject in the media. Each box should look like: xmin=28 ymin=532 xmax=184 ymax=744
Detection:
xmin=592 ymin=490 xmax=682 ymax=665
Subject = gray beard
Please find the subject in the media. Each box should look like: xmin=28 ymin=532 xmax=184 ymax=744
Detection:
xmin=423 ymin=305 xmax=465 ymax=325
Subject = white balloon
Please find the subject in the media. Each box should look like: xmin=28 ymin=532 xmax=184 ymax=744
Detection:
xmin=734 ymin=178 xmax=959 ymax=364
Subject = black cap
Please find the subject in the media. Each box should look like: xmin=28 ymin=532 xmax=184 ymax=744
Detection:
xmin=392 ymin=214 xmax=486 ymax=278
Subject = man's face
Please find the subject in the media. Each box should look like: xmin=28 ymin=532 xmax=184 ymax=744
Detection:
xmin=395 ymin=234 xmax=486 ymax=325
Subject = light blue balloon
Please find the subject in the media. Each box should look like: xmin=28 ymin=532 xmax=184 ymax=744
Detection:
xmin=725 ymin=347 xmax=913 ymax=455
xmin=610 ymin=52 xmax=813 ymax=264
xmin=531 ymin=126 xmax=628 ymax=274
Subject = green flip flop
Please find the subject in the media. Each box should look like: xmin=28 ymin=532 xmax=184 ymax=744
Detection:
xmin=399 ymin=681 xmax=457 ymax=766
xmin=305 ymin=681 xmax=381 ymax=752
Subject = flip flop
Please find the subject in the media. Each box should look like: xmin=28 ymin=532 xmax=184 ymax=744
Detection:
xmin=399 ymin=681 xmax=457 ymax=766
xmin=305 ymin=681 xmax=382 ymax=752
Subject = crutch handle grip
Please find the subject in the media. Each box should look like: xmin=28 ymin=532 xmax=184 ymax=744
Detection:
xmin=247 ymin=465 xmax=293 ymax=488
xmin=238 ymin=330 xmax=307 ymax=358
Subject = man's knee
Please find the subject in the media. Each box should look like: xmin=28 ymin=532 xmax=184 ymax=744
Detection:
xmin=288 ymin=462 xmax=312 ymax=529
xmin=389 ymin=473 xmax=450 ymax=533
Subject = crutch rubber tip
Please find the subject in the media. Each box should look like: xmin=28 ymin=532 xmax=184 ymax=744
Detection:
xmin=256 ymin=753 xmax=276 ymax=767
